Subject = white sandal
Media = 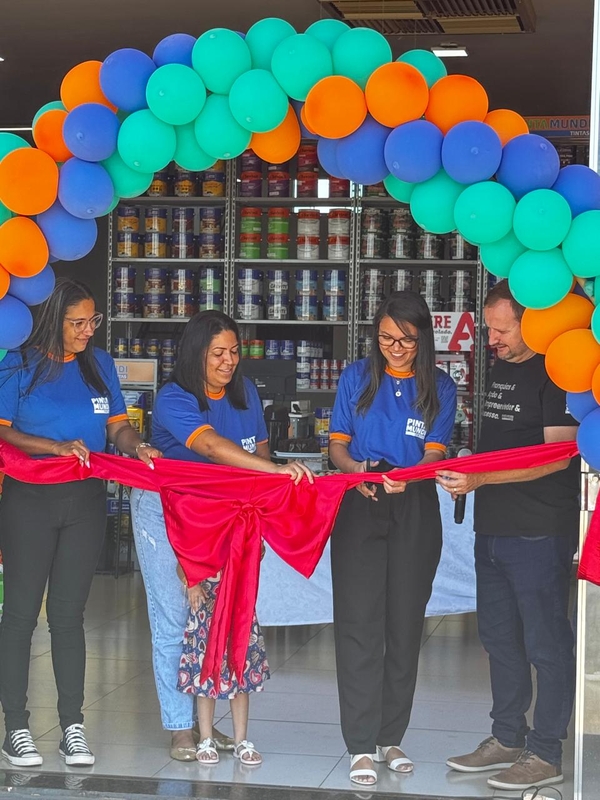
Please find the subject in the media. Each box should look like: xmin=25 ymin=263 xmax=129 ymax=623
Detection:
xmin=374 ymin=745 xmax=414 ymax=773
xmin=233 ymin=739 xmax=262 ymax=766
xmin=350 ymin=753 xmax=377 ymax=785
xmin=196 ymin=737 xmax=219 ymax=764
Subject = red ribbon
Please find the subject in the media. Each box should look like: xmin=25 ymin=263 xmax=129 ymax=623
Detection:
xmin=0 ymin=438 xmax=593 ymax=685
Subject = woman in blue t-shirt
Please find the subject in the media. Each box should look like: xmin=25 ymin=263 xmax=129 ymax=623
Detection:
xmin=328 ymin=292 xmax=457 ymax=786
xmin=0 ymin=278 xmax=160 ymax=770
xmin=130 ymin=310 xmax=312 ymax=767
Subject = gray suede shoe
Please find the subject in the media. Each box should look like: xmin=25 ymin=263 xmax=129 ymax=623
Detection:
xmin=446 ymin=736 xmax=524 ymax=772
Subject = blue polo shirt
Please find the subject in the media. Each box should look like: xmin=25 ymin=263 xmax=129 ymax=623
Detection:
xmin=0 ymin=348 xmax=127 ymax=454
xmin=330 ymin=358 xmax=457 ymax=468
xmin=151 ymin=377 xmax=268 ymax=463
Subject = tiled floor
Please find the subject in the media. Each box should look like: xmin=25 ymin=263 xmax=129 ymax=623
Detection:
xmin=5 ymin=573 xmax=573 ymax=798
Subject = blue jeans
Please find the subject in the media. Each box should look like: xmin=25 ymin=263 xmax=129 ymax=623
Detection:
xmin=475 ymin=534 xmax=576 ymax=766
xmin=130 ymin=489 xmax=194 ymax=730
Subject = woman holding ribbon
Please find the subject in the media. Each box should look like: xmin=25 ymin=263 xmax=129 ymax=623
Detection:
xmin=130 ymin=310 xmax=313 ymax=765
xmin=328 ymin=291 xmax=457 ymax=786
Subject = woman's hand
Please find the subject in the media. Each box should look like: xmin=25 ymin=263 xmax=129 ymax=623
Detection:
xmin=135 ymin=443 xmax=162 ymax=469
xmin=275 ymin=460 xmax=315 ymax=485
xmin=187 ymin=582 xmax=207 ymax=614
xmin=352 ymin=458 xmax=379 ymax=501
xmin=51 ymin=439 xmax=91 ymax=468
xmin=382 ymin=474 xmax=408 ymax=494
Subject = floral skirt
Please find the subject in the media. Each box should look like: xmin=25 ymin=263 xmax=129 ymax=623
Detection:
xmin=177 ymin=574 xmax=270 ymax=699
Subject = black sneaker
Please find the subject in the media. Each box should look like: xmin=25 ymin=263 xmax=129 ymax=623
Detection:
xmin=59 ymin=724 xmax=95 ymax=767
xmin=1 ymin=729 xmax=43 ymax=767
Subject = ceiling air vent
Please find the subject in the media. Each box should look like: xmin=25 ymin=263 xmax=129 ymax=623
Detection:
xmin=318 ymin=0 xmax=536 ymax=35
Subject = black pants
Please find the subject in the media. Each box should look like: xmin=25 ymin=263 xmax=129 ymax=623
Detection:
xmin=331 ymin=481 xmax=442 ymax=755
xmin=0 ymin=477 xmax=106 ymax=731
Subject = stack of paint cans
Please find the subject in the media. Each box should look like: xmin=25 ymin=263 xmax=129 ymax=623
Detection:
xmin=314 ymin=407 xmax=333 ymax=456
xmin=390 ymin=269 xmax=414 ymax=293
xmin=297 ymin=209 xmax=321 ymax=260
xmin=143 ymin=268 xmax=169 ymax=318
xmin=360 ymin=269 xmax=384 ymax=321
xmin=446 ymin=270 xmax=475 ymax=312
xmin=264 ymin=340 xmax=295 ymax=360
xmin=169 ymin=269 xmax=198 ymax=319
xmin=267 ymin=161 xmax=291 ymax=198
xmin=160 ymin=339 xmax=177 ymax=381
xmin=296 ymin=142 xmax=319 ymax=197
xmin=361 ymin=208 xmax=387 ymax=259
xmin=388 ymin=208 xmax=415 ymax=260
xmin=239 ymin=149 xmax=263 ymax=198
xmin=415 ymin=231 xmax=444 ymax=259
xmin=449 ymin=232 xmax=478 ymax=261
xmin=323 ymin=269 xmax=346 ymax=321
xmin=112 ymin=337 xmax=178 ymax=383
xmin=267 ymin=208 xmax=290 ymax=259
xmin=113 ymin=265 xmax=139 ymax=318
xmin=266 ymin=269 xmax=290 ymax=320
xmin=419 ymin=270 xmax=445 ymax=311
xmin=171 ymin=206 xmax=195 ymax=260
xmin=201 ymin=161 xmax=226 ymax=197
xmin=240 ymin=207 xmax=262 ymax=258
xmin=327 ymin=209 xmax=351 ymax=261
xmin=357 ymin=333 xmax=373 ymax=359
xmin=198 ymin=267 xmax=223 ymax=311
xmin=173 ymin=167 xmax=197 ymax=197
xmin=237 ymin=268 xmax=264 ymax=320
xmin=307 ymin=358 xmax=346 ymax=391
xmin=294 ymin=270 xmax=318 ymax=320
xmin=296 ymin=339 xmax=324 ymax=391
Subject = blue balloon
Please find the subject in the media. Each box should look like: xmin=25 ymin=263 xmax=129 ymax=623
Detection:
xmin=63 ymin=103 xmax=120 ymax=162
xmin=337 ymin=115 xmax=390 ymax=186
xmin=441 ymin=121 xmax=502 ymax=185
xmin=153 ymin=33 xmax=196 ymax=68
xmin=384 ymin=120 xmax=443 ymax=184
xmin=552 ymin=165 xmax=600 ymax=217
xmin=100 ymin=48 xmax=156 ymax=112
xmin=496 ymin=134 xmax=560 ymax=200
xmin=58 ymin=159 xmax=114 ymax=219
xmin=0 ymin=295 xmax=33 ymax=350
xmin=290 ymin=100 xmax=316 ymax=140
xmin=37 ymin=201 xmax=98 ymax=262
xmin=577 ymin=407 xmax=600 ymax=470
xmin=317 ymin=138 xmax=345 ymax=179
xmin=567 ymin=390 xmax=599 ymax=423
xmin=8 ymin=265 xmax=55 ymax=306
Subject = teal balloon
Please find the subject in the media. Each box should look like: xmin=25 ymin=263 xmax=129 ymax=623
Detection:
xmin=32 ymin=100 xmax=66 ymax=129
xmin=0 ymin=132 xmax=30 ymax=161
xmin=480 ymin=231 xmax=526 ymax=278
xmin=117 ymin=110 xmax=176 ymax=173
xmin=409 ymin=170 xmax=464 ymax=235
xmin=0 ymin=349 xmax=7 ymax=363
xmin=102 ymin=151 xmax=153 ymax=198
xmin=397 ymin=50 xmax=447 ymax=88
xmin=229 ymin=69 xmax=288 ymax=133
xmin=383 ymin=174 xmax=414 ymax=204
xmin=513 ymin=189 xmax=572 ymax=251
xmin=592 ymin=305 xmax=600 ymax=342
xmin=192 ymin=28 xmax=251 ymax=95
xmin=0 ymin=201 xmax=12 ymax=225
xmin=454 ymin=181 xmax=516 ymax=245
xmin=146 ymin=64 xmax=207 ymax=126
xmin=562 ymin=210 xmax=600 ymax=278
xmin=246 ymin=18 xmax=296 ymax=70
xmin=271 ymin=33 xmax=333 ymax=101
xmin=332 ymin=28 xmax=392 ymax=90
xmin=106 ymin=195 xmax=120 ymax=214
xmin=194 ymin=94 xmax=251 ymax=160
xmin=175 ymin=122 xmax=215 ymax=171
xmin=508 ymin=248 xmax=573 ymax=309
xmin=305 ymin=19 xmax=349 ymax=51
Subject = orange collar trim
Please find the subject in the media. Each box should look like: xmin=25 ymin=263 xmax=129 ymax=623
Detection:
xmin=206 ymin=387 xmax=225 ymax=400
xmin=47 ymin=352 xmax=76 ymax=363
xmin=385 ymin=366 xmax=415 ymax=379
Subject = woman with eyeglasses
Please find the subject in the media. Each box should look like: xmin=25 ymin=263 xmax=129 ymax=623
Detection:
xmin=0 ymin=278 xmax=160 ymax=769
xmin=328 ymin=291 xmax=457 ymax=786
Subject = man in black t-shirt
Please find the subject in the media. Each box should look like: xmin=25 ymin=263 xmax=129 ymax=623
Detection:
xmin=437 ymin=280 xmax=579 ymax=793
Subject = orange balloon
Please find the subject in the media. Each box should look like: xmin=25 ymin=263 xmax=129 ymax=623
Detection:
xmin=425 ymin=75 xmax=488 ymax=135
xmin=484 ymin=109 xmax=529 ymax=147
xmin=251 ymin=105 xmax=301 ymax=164
xmin=0 ymin=149 xmax=59 ymax=216
xmin=545 ymin=329 xmax=600 ymax=393
xmin=521 ymin=293 xmax=594 ymax=354
xmin=0 ymin=217 xmax=49 ymax=278
xmin=33 ymin=109 xmax=73 ymax=163
xmin=300 ymin=105 xmax=318 ymax=137
xmin=0 ymin=264 xmax=10 ymax=299
xmin=60 ymin=61 xmax=117 ymax=112
xmin=304 ymin=76 xmax=367 ymax=139
xmin=365 ymin=62 xmax=429 ymax=128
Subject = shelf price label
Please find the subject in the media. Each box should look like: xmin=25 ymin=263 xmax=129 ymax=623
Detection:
xmin=432 ymin=312 xmax=475 ymax=352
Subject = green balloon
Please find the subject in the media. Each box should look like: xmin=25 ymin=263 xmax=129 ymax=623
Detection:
xmin=0 ymin=201 xmax=12 ymax=226
xmin=102 ymin=151 xmax=153 ymax=199
xmin=454 ymin=181 xmax=516 ymax=245
xmin=146 ymin=64 xmax=207 ymax=126
xmin=0 ymin=349 xmax=7 ymax=362
xmin=194 ymin=94 xmax=251 ymax=160
xmin=32 ymin=100 xmax=66 ymax=129
xmin=305 ymin=18 xmax=349 ymax=51
xmin=118 ymin=110 xmax=176 ymax=174
xmin=480 ymin=231 xmax=526 ymax=278
xmin=271 ymin=33 xmax=333 ymax=101
xmin=175 ymin=122 xmax=216 ymax=171
xmin=0 ymin=132 xmax=31 ymax=162
xmin=246 ymin=18 xmax=296 ymax=70
xmin=410 ymin=170 xmax=464 ymax=235
xmin=229 ymin=69 xmax=288 ymax=133
xmin=332 ymin=28 xmax=392 ymax=90
xmin=562 ymin=210 xmax=600 ymax=278
xmin=513 ymin=189 xmax=572 ymax=251
xmin=508 ymin=248 xmax=573 ymax=309
xmin=106 ymin=195 xmax=120 ymax=214
xmin=192 ymin=28 xmax=251 ymax=95
xmin=383 ymin=174 xmax=414 ymax=204
xmin=397 ymin=50 xmax=447 ymax=88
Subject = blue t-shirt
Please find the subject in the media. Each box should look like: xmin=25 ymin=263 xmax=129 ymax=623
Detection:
xmin=151 ymin=377 xmax=269 ymax=463
xmin=330 ymin=359 xmax=457 ymax=467
xmin=0 ymin=348 xmax=128 ymax=454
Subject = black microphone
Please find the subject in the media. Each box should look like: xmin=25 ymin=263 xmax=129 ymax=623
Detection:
xmin=453 ymin=448 xmax=472 ymax=525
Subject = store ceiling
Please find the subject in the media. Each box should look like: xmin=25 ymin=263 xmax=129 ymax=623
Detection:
xmin=0 ymin=0 xmax=594 ymax=128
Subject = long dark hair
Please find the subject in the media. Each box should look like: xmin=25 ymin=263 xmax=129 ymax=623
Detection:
xmin=18 ymin=277 xmax=109 ymax=397
xmin=356 ymin=291 xmax=440 ymax=430
xmin=169 ymin=310 xmax=247 ymax=412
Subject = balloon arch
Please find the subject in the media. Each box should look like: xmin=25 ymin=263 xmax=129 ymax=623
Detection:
xmin=1 ymin=18 xmax=600 ymax=463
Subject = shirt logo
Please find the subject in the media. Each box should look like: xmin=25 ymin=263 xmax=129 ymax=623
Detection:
xmin=405 ymin=418 xmax=426 ymax=439
xmin=91 ymin=397 xmax=109 ymax=414
xmin=241 ymin=435 xmax=257 ymax=453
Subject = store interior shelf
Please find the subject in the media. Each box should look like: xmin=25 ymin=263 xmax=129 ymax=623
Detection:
xmin=112 ymin=258 xmax=225 ymax=264
xmin=234 ymin=319 xmax=348 ymax=326
xmin=129 ymin=196 xmax=227 ymax=207
xmin=234 ymin=259 xmax=350 ymax=266
xmin=235 ymin=196 xmax=353 ymax=207
xmin=110 ymin=317 xmax=191 ymax=324
xmin=359 ymin=259 xmax=479 ymax=268
xmin=359 ymin=196 xmax=403 ymax=207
